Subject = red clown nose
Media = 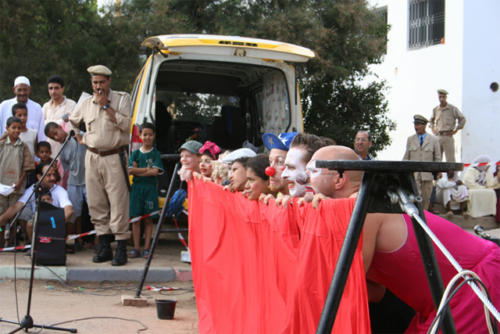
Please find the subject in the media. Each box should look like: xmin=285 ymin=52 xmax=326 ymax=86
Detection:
xmin=265 ymin=166 xmax=276 ymax=177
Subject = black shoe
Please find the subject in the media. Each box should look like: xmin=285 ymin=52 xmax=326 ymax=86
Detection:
xmin=112 ymin=240 xmax=127 ymax=266
xmin=93 ymin=235 xmax=113 ymax=263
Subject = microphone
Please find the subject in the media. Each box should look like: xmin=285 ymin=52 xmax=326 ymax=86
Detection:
xmin=69 ymin=130 xmax=75 ymax=137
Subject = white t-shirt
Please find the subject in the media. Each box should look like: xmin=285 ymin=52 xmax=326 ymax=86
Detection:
xmin=18 ymin=184 xmax=72 ymax=212
xmin=19 ymin=128 xmax=38 ymax=159
xmin=0 ymin=98 xmax=45 ymax=141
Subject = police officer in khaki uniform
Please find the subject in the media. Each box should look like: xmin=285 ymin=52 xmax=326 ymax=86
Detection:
xmin=69 ymin=65 xmax=131 ymax=266
xmin=403 ymin=115 xmax=441 ymax=210
xmin=429 ymin=89 xmax=466 ymax=162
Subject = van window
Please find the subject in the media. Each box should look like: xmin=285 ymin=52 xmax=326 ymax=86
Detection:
xmin=134 ymin=59 xmax=291 ymax=153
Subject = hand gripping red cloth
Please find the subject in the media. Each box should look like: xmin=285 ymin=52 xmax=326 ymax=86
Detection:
xmin=188 ymin=178 xmax=371 ymax=334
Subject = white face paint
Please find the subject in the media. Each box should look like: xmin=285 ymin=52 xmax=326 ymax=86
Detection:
xmin=306 ymin=159 xmax=336 ymax=196
xmin=282 ymin=148 xmax=308 ymax=197
xmin=306 ymin=160 xmax=323 ymax=179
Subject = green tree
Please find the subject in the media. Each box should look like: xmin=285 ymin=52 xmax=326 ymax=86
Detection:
xmin=113 ymin=0 xmax=394 ymax=153
xmin=0 ymin=0 xmax=145 ymax=103
xmin=0 ymin=0 xmax=393 ymax=154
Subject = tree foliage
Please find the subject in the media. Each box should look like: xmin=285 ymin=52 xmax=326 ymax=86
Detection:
xmin=0 ymin=0 xmax=394 ymax=153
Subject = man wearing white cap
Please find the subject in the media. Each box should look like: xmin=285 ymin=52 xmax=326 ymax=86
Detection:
xmin=70 ymin=65 xmax=131 ymax=266
xmin=0 ymin=76 xmax=45 ymax=141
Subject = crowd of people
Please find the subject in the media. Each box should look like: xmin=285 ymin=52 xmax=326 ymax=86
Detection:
xmin=0 ymin=74 xmax=79 ymax=249
xmin=399 ymin=91 xmax=500 ymax=221
xmin=179 ymin=130 xmax=498 ymax=333
xmin=0 ymin=65 xmax=133 ymax=267
xmin=0 ymin=69 xmax=498 ymax=332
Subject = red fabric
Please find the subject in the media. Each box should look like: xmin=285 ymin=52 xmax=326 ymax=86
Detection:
xmin=188 ymin=178 xmax=371 ymax=334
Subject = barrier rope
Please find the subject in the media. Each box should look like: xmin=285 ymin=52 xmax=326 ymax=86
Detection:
xmin=463 ymin=161 xmax=500 ymax=167
xmin=0 ymin=210 xmax=187 ymax=252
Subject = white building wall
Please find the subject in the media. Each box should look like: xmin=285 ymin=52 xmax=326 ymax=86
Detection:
xmin=461 ymin=0 xmax=500 ymax=164
xmin=367 ymin=0 xmax=465 ymax=161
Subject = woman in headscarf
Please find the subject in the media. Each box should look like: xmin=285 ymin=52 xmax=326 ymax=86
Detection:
xmin=463 ymin=154 xmax=499 ymax=217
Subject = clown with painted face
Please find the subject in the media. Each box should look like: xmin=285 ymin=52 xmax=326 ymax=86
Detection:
xmin=267 ymin=133 xmax=329 ymax=208
xmin=283 ymin=133 xmax=328 ymax=198
xmin=261 ymin=132 xmax=298 ymax=196
xmin=282 ymin=146 xmax=309 ymax=197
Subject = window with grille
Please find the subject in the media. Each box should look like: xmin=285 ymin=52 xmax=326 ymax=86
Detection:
xmin=408 ymin=0 xmax=445 ymax=49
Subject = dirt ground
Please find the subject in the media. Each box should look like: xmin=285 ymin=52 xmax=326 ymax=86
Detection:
xmin=0 ymin=279 xmax=198 ymax=333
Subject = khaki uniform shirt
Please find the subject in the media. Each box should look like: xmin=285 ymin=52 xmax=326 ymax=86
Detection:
xmin=430 ymin=103 xmax=466 ymax=133
xmin=403 ymin=132 xmax=441 ymax=181
xmin=0 ymin=137 xmax=35 ymax=195
xmin=69 ymin=89 xmax=131 ymax=150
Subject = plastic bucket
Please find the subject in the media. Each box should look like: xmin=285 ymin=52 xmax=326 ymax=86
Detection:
xmin=156 ymin=299 xmax=177 ymax=319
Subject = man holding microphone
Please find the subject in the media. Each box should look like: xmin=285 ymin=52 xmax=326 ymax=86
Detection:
xmin=70 ymin=65 xmax=131 ymax=266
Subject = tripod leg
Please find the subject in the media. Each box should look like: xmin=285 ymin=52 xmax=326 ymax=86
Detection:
xmin=316 ymin=172 xmax=375 ymax=334
xmin=4 ymin=316 xmax=77 ymax=334
xmin=135 ymin=162 xmax=180 ymax=298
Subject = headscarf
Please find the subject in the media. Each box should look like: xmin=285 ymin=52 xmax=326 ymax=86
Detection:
xmin=472 ymin=154 xmax=491 ymax=185
xmin=199 ymin=141 xmax=221 ymax=160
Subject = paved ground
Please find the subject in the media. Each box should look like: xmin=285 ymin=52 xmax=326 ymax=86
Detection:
xmin=0 ymin=279 xmax=198 ymax=333
xmin=0 ymin=235 xmax=198 ymax=333
xmin=0 ymin=237 xmax=192 ymax=282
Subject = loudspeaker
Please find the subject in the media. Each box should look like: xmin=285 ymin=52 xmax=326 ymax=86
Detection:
xmin=35 ymin=202 xmax=66 ymax=266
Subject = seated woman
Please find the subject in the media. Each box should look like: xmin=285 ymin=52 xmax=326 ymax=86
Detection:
xmin=198 ymin=141 xmax=221 ymax=180
xmin=463 ymin=155 xmax=500 ymax=217
xmin=244 ymin=154 xmax=271 ymax=200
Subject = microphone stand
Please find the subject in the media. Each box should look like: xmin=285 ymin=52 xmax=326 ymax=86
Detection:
xmin=0 ymin=131 xmax=77 ymax=333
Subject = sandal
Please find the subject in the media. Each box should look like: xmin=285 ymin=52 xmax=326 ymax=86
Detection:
xmin=142 ymin=249 xmax=150 ymax=259
xmin=128 ymin=248 xmax=141 ymax=258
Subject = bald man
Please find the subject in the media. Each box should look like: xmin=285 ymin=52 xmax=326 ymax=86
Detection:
xmin=305 ymin=145 xmax=500 ymax=333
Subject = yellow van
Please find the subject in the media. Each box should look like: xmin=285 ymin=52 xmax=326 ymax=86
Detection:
xmin=130 ymin=34 xmax=314 ymax=155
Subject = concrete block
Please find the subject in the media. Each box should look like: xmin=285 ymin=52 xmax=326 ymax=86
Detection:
xmin=121 ymin=294 xmax=149 ymax=306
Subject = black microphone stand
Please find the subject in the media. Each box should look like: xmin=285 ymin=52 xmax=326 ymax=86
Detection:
xmin=0 ymin=131 xmax=77 ymax=333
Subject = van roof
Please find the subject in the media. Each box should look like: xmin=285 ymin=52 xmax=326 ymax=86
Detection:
xmin=142 ymin=34 xmax=315 ymax=63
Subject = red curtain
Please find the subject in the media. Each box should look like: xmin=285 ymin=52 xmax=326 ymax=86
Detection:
xmin=188 ymin=178 xmax=371 ymax=333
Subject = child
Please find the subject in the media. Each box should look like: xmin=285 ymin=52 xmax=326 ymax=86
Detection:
xmin=178 ymin=140 xmax=203 ymax=181
xmin=198 ymin=140 xmax=221 ymax=180
xmin=45 ymin=122 xmax=87 ymax=251
xmin=25 ymin=141 xmax=53 ymax=188
xmin=0 ymin=117 xmax=35 ymax=246
xmin=40 ymin=190 xmax=53 ymax=204
xmin=11 ymin=103 xmax=38 ymax=160
xmin=36 ymin=141 xmax=52 ymax=164
xmin=128 ymin=123 xmax=164 ymax=258
xmin=243 ymin=154 xmax=271 ymax=200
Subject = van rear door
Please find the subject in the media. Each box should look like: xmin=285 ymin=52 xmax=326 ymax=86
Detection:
xmin=130 ymin=34 xmax=314 ymax=153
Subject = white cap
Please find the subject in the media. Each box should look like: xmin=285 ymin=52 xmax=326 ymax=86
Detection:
xmin=222 ymin=148 xmax=256 ymax=164
xmin=14 ymin=76 xmax=30 ymax=87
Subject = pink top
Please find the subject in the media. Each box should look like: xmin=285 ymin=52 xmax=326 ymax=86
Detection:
xmin=368 ymin=211 xmax=500 ymax=333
